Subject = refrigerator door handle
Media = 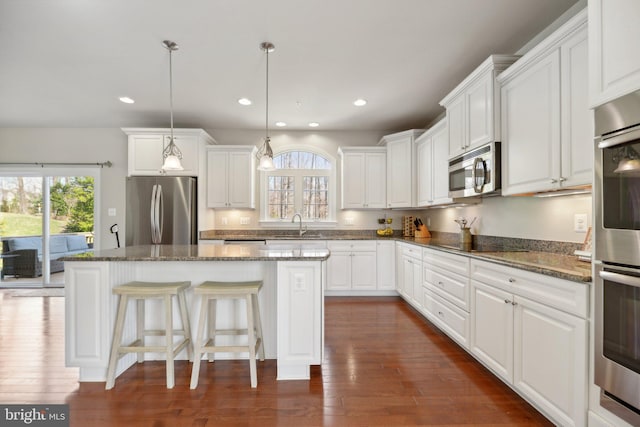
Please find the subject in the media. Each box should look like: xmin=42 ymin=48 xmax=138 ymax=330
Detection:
xmin=150 ymin=184 xmax=161 ymax=244
xmin=156 ymin=184 xmax=164 ymax=243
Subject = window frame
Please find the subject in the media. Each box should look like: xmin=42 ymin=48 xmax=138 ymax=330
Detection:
xmin=259 ymin=147 xmax=337 ymax=226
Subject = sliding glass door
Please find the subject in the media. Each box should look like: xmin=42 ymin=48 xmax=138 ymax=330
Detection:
xmin=0 ymin=168 xmax=98 ymax=288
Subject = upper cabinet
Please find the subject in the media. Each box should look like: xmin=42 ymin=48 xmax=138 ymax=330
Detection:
xmin=440 ymin=55 xmax=520 ymax=158
xmin=123 ymin=128 xmax=215 ymax=176
xmin=338 ymin=147 xmax=386 ymax=209
xmin=416 ymin=119 xmax=453 ymax=207
xmin=206 ymin=146 xmax=256 ymax=209
xmin=379 ymin=130 xmax=424 ymax=208
xmin=498 ymin=9 xmax=591 ymax=196
xmin=589 ymin=0 xmax=640 ymax=107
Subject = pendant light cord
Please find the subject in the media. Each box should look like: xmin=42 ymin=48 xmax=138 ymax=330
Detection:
xmin=169 ymin=47 xmax=174 ymax=143
xmin=265 ymin=46 xmax=269 ymax=140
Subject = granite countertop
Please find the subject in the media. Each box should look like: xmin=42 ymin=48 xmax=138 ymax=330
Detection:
xmin=200 ymin=231 xmax=591 ymax=283
xmin=61 ymin=244 xmax=330 ymax=262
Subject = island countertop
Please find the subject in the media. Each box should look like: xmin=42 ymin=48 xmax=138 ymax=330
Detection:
xmin=61 ymin=244 xmax=330 ymax=262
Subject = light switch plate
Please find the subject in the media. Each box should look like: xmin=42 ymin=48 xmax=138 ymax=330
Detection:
xmin=345 ymin=217 xmax=354 ymax=226
xmin=108 ymin=208 xmax=116 ymax=217
xmin=240 ymin=217 xmax=250 ymax=225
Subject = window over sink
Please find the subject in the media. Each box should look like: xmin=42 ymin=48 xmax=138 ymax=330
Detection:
xmin=260 ymin=149 xmax=335 ymax=224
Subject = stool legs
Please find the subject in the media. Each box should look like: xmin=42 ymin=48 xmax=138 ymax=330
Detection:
xmin=190 ymin=294 xmax=210 ymax=389
xmin=246 ymin=294 xmax=257 ymax=388
xmin=106 ymin=294 xmax=129 ymax=390
xmin=164 ymin=294 xmax=175 ymax=389
xmin=136 ymin=299 xmax=145 ymax=363
xmin=252 ymin=293 xmax=265 ymax=362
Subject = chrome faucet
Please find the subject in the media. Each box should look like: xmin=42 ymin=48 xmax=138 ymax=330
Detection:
xmin=292 ymin=213 xmax=307 ymax=237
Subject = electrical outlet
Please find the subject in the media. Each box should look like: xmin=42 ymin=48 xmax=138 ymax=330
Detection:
xmin=345 ymin=217 xmax=354 ymax=226
xmin=574 ymin=213 xmax=587 ymax=232
xmin=108 ymin=208 xmax=116 ymax=217
xmin=426 ymin=217 xmax=431 ymax=227
xmin=240 ymin=217 xmax=250 ymax=225
xmin=221 ymin=217 xmax=228 ymax=225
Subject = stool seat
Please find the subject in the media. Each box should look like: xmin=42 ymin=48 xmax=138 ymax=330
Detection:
xmin=190 ymin=280 xmax=265 ymax=389
xmin=105 ymin=280 xmax=192 ymax=390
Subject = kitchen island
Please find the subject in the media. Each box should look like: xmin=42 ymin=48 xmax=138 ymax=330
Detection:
xmin=62 ymin=244 xmax=329 ymax=383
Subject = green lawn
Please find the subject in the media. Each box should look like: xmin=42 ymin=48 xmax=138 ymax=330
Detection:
xmin=0 ymin=212 xmax=67 ymax=237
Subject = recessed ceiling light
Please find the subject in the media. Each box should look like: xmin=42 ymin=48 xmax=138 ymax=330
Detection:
xmin=308 ymin=122 xmax=319 ymax=128
xmin=353 ymin=98 xmax=367 ymax=106
xmin=119 ymin=96 xmax=135 ymax=104
xmin=275 ymin=121 xmax=287 ymax=127
xmin=238 ymin=98 xmax=252 ymax=106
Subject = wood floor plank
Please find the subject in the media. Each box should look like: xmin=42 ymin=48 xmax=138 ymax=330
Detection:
xmin=0 ymin=292 xmax=552 ymax=426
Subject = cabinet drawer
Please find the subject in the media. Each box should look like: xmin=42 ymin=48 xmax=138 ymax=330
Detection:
xmin=328 ymin=240 xmax=376 ymax=252
xmin=470 ymin=259 xmax=588 ymax=318
xmin=424 ymin=266 xmax=469 ymax=311
xmin=423 ymin=248 xmax=470 ymax=276
xmin=423 ymin=287 xmax=469 ymax=349
xmin=401 ymin=244 xmax=422 ymax=259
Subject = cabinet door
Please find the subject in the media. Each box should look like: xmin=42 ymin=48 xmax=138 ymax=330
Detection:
xmin=386 ymin=139 xmax=413 ymax=208
xmin=416 ymin=137 xmax=433 ymax=207
xmin=514 ymin=296 xmax=587 ymax=427
xmin=411 ymin=258 xmax=423 ymax=308
xmin=470 ymin=281 xmax=514 ymax=382
xmin=341 ymin=152 xmax=365 ymax=209
xmin=395 ymin=244 xmax=405 ymax=294
xmin=501 ymin=50 xmax=561 ymax=195
xmin=168 ymin=135 xmax=199 ymax=175
xmin=401 ymin=255 xmax=415 ymax=300
xmin=560 ymin=28 xmax=592 ymax=188
xmin=128 ymin=135 xmax=164 ymax=175
xmin=365 ymin=152 xmax=387 ymax=209
xmin=447 ymin=95 xmax=466 ymax=158
xmin=589 ymin=0 xmax=640 ymax=106
xmin=227 ymin=151 xmax=254 ymax=208
xmin=206 ymin=151 xmax=229 ymax=208
xmin=326 ymin=252 xmax=351 ymax=290
xmin=351 ymin=251 xmax=377 ymax=290
xmin=466 ymin=72 xmax=493 ymax=150
xmin=376 ymin=241 xmax=395 ymax=290
xmin=431 ymin=123 xmax=453 ymax=205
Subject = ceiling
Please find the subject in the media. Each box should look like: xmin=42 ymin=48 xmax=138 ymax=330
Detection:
xmin=0 ymin=0 xmax=579 ymax=132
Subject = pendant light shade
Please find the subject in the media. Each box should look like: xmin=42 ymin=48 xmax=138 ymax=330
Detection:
xmin=161 ymin=40 xmax=184 ymax=172
xmin=256 ymin=42 xmax=276 ymax=171
xmin=613 ymin=145 xmax=640 ymax=174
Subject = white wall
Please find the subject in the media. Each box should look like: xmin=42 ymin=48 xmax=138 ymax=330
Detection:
xmin=0 ymin=128 xmax=128 ymax=250
xmin=0 ymin=127 xmax=592 ymax=244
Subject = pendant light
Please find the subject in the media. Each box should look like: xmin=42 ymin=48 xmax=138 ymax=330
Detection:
xmin=257 ymin=42 xmax=276 ymax=171
xmin=161 ymin=40 xmax=184 ymax=171
xmin=613 ymin=145 xmax=640 ymax=174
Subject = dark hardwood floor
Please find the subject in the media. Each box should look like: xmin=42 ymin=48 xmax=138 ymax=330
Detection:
xmin=0 ymin=292 xmax=552 ymax=426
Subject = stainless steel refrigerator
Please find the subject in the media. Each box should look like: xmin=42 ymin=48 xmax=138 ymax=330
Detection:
xmin=125 ymin=176 xmax=197 ymax=246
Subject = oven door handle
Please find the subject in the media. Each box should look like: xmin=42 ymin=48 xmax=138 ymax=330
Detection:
xmin=598 ymin=123 xmax=640 ymax=149
xmin=472 ymin=157 xmax=486 ymax=193
xmin=600 ymin=270 xmax=640 ymax=289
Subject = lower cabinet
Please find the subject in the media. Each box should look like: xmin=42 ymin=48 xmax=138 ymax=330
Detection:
xmin=326 ymin=241 xmax=377 ymax=291
xmin=422 ymin=288 xmax=469 ymax=349
xmin=470 ymin=259 xmax=588 ymax=427
xmin=397 ymin=243 xmax=422 ymax=308
xmin=376 ymin=240 xmax=396 ymax=290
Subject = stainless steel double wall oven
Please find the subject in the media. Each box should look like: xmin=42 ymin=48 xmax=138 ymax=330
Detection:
xmin=594 ymin=89 xmax=640 ymax=426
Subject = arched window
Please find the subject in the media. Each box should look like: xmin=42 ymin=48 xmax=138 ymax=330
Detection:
xmin=261 ymin=150 xmax=334 ymax=222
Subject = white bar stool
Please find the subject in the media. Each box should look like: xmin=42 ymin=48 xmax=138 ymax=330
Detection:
xmin=105 ymin=281 xmax=192 ymax=390
xmin=190 ymin=281 xmax=265 ymax=389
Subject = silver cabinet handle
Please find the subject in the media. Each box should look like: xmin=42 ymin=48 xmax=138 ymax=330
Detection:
xmin=559 ymin=177 xmax=567 ymax=182
xmin=438 ymin=311 xmax=444 ymax=317
xmin=438 ymin=281 xmax=444 ymax=286
xmin=511 ymin=301 xmax=518 ymax=306
xmin=504 ymin=299 xmax=511 ymax=304
xmin=550 ymin=178 xmax=558 ymax=184
xmin=508 ymin=278 xmax=515 ymax=283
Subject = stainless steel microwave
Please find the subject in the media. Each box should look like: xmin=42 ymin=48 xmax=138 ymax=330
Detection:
xmin=448 ymin=142 xmax=501 ymax=198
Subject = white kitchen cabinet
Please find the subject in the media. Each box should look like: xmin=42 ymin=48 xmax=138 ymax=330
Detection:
xmin=416 ymin=119 xmax=453 ymax=207
xmin=589 ymin=0 xmax=640 ymax=107
xmin=338 ymin=147 xmax=386 ymax=209
xmin=376 ymin=240 xmax=395 ymax=291
xmin=499 ymin=10 xmax=591 ymax=195
xmin=470 ymin=259 xmax=588 ymax=427
xmin=379 ymin=130 xmax=424 ymax=208
xmin=440 ymin=55 xmax=519 ymax=158
xmin=422 ymin=247 xmax=470 ymax=348
xmin=123 ymin=128 xmax=215 ymax=176
xmin=326 ymin=241 xmax=377 ymax=291
xmin=397 ymin=243 xmax=422 ymax=308
xmin=206 ymin=146 xmax=256 ymax=209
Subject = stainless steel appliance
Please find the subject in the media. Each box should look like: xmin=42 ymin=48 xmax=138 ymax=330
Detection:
xmin=448 ymin=141 xmax=501 ymax=198
xmin=594 ymin=88 xmax=640 ymax=426
xmin=125 ymin=176 xmax=197 ymax=246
